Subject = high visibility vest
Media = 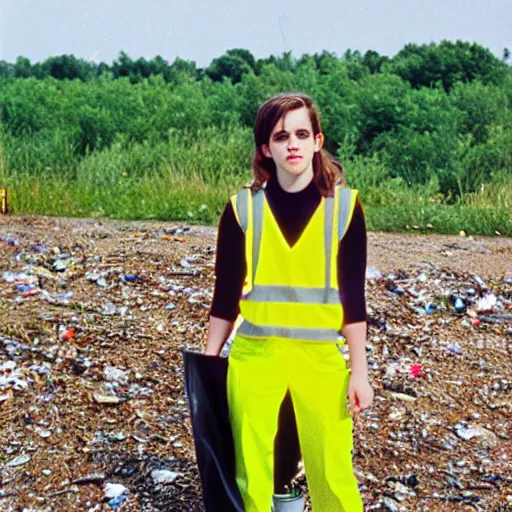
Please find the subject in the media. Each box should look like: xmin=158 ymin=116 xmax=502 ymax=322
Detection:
xmin=230 ymin=184 xmax=359 ymax=343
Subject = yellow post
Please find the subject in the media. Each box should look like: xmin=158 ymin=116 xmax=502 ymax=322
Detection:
xmin=0 ymin=188 xmax=7 ymax=214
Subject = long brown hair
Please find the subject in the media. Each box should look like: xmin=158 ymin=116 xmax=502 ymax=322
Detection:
xmin=250 ymin=92 xmax=343 ymax=197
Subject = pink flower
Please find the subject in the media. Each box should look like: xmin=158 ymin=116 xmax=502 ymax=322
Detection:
xmin=410 ymin=364 xmax=422 ymax=377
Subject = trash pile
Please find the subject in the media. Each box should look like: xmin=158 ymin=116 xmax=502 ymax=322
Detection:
xmin=1 ymin=217 xmax=511 ymax=511
xmin=351 ymin=266 xmax=512 ymax=511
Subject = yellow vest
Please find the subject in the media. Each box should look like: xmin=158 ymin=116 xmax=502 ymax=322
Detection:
xmin=230 ymin=184 xmax=359 ymax=343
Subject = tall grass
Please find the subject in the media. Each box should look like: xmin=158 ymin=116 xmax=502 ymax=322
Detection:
xmin=1 ymin=126 xmax=253 ymax=223
xmin=1 ymin=128 xmax=511 ymax=236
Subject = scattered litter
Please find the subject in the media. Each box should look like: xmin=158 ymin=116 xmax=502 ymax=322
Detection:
xmin=73 ymin=473 xmax=106 ymax=485
xmin=409 ymin=364 xmax=422 ymax=377
xmin=93 ymin=393 xmax=121 ymax=405
xmin=151 ymin=469 xmax=179 ymax=485
xmin=446 ymin=342 xmax=462 ymax=355
xmin=103 ymin=483 xmax=128 ymax=508
xmin=454 ymin=423 xmax=498 ymax=448
xmin=6 ymin=454 xmax=31 ymax=467
xmin=1 ymin=219 xmax=510 ymax=511
xmin=477 ymin=293 xmax=497 ymax=313
xmin=366 ymin=267 xmax=383 ymax=280
xmin=104 ymin=365 xmax=129 ymax=385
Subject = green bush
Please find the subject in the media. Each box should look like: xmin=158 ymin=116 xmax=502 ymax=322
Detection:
xmin=0 ymin=43 xmax=511 ymax=235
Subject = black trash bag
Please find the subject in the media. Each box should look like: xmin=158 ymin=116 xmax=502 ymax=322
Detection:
xmin=183 ymin=350 xmax=244 ymax=512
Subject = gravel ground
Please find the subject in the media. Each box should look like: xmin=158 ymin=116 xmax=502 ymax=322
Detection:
xmin=0 ymin=215 xmax=511 ymax=512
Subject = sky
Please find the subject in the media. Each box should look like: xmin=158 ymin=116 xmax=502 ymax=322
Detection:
xmin=0 ymin=0 xmax=510 ymax=67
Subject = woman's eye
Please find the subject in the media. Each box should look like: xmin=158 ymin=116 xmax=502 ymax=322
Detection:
xmin=274 ymin=134 xmax=287 ymax=141
xmin=297 ymin=131 xmax=309 ymax=138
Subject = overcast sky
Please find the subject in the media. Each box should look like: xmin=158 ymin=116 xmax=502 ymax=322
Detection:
xmin=0 ymin=0 xmax=510 ymax=67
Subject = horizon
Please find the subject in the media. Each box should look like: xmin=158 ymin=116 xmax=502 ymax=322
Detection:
xmin=1 ymin=39 xmax=510 ymax=68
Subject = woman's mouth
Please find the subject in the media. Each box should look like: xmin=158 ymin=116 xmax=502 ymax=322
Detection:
xmin=286 ymin=155 xmax=302 ymax=162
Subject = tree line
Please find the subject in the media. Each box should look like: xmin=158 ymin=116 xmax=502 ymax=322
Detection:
xmin=1 ymin=41 xmax=509 ymax=91
xmin=0 ymin=41 xmax=511 ymax=201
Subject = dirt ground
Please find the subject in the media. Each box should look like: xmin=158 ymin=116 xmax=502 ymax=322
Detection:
xmin=0 ymin=215 xmax=511 ymax=512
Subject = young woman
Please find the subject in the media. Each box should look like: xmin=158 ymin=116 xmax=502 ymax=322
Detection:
xmin=206 ymin=92 xmax=373 ymax=511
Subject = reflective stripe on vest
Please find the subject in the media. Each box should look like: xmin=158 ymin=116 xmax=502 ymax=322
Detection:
xmin=235 ymin=188 xmax=250 ymax=232
xmin=246 ymin=284 xmax=340 ymax=304
xmin=337 ymin=188 xmax=353 ymax=240
xmin=252 ymin=190 xmax=264 ymax=287
xmin=237 ymin=319 xmax=341 ymax=342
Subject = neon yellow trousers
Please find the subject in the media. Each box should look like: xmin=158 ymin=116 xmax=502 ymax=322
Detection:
xmin=227 ymin=336 xmax=364 ymax=512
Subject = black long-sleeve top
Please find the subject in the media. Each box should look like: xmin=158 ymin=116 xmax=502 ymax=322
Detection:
xmin=210 ymin=176 xmax=367 ymax=326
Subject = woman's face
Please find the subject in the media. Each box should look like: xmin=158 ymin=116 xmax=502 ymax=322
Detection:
xmin=261 ymin=106 xmax=323 ymax=183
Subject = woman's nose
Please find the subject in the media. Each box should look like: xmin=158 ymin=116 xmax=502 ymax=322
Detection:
xmin=288 ymin=135 xmax=299 ymax=150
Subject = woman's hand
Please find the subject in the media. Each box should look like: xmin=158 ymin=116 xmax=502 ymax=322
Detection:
xmin=205 ymin=316 xmax=234 ymax=356
xmin=348 ymin=375 xmax=373 ymax=415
